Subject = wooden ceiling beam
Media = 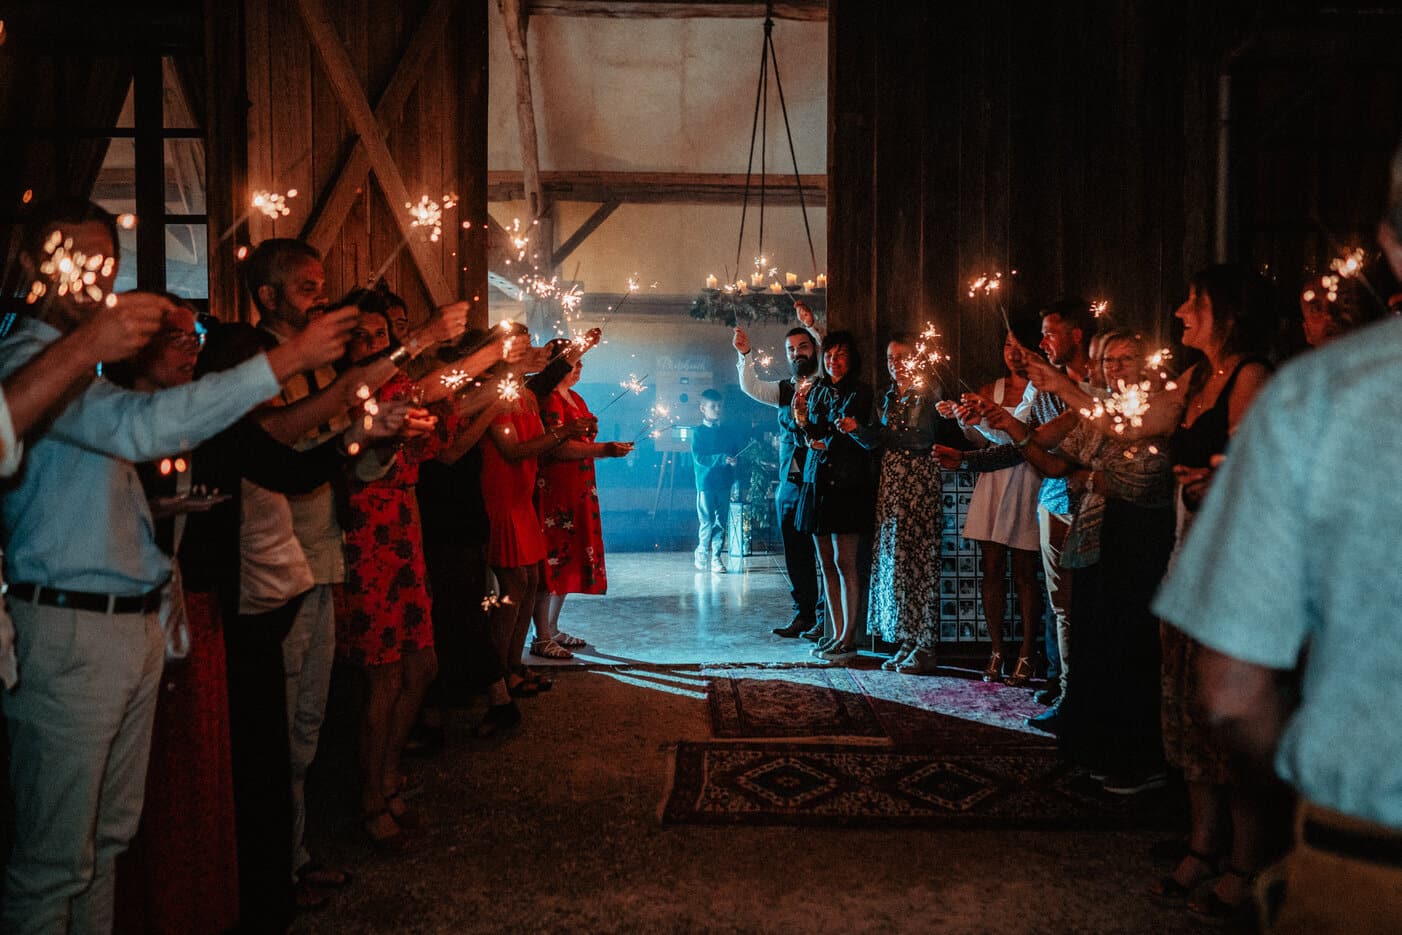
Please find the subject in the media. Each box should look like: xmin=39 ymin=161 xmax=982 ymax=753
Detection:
xmin=523 ymin=1 xmax=826 ymax=21
xmin=549 ymin=198 xmax=620 ymax=269
xmin=488 ymin=170 xmax=826 ymax=205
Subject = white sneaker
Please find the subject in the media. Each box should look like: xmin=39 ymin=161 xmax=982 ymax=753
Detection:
xmin=710 ymin=557 xmax=727 ymax=574
xmin=694 ymin=553 xmax=707 ymax=571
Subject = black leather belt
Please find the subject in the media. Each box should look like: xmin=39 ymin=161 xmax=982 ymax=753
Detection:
xmin=6 ymin=583 xmax=163 ymax=615
xmin=1304 ymin=816 xmax=1402 ymax=868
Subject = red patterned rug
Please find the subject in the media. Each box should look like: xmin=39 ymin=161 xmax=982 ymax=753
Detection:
xmin=703 ymin=665 xmax=1048 ymax=744
xmin=660 ymin=739 xmax=1179 ymax=830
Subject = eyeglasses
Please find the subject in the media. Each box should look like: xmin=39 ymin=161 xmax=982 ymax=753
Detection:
xmin=155 ymin=330 xmax=202 ymax=351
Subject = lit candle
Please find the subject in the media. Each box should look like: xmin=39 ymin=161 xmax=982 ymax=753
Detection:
xmin=735 ymin=279 xmax=746 ymax=292
xmin=706 ymin=274 xmax=718 ymax=289
xmin=803 ymin=279 xmax=815 ymax=291
xmin=785 ymin=272 xmax=798 ymax=286
xmin=769 ymin=282 xmax=783 ymax=294
xmin=751 ymin=272 xmax=764 ymax=287
xmin=816 ymin=274 xmax=827 ymax=289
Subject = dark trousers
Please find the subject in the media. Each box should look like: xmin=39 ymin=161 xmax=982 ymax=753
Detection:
xmin=226 ymin=594 xmax=305 ymax=934
xmin=423 ymin=539 xmax=498 ymax=704
xmin=775 ymin=478 xmax=825 ymax=625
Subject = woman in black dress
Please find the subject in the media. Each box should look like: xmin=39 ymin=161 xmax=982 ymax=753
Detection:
xmin=793 ymin=331 xmax=875 ymax=663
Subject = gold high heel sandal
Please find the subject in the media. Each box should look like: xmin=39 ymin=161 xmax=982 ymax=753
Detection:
xmin=1006 ymin=656 xmax=1035 ymax=687
xmin=982 ymin=651 xmax=1004 ymax=683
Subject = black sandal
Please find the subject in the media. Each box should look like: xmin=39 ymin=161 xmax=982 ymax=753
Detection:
xmin=471 ymin=702 xmax=521 ymax=738
xmin=1150 ymin=849 xmax=1217 ymax=902
xmin=1188 ymin=865 xmax=1256 ymax=921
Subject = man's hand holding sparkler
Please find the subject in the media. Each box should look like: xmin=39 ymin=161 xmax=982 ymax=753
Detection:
xmin=732 ymin=326 xmax=751 ymax=356
xmin=82 ymin=291 xmax=168 ymax=363
xmin=794 ymin=300 xmax=816 ymax=330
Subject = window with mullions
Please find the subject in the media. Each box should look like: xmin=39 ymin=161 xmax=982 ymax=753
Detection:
xmin=91 ymin=55 xmax=207 ymax=299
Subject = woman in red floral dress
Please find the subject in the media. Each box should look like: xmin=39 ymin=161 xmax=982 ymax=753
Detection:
xmin=336 ymin=304 xmax=456 ymax=849
xmin=531 ymin=354 xmax=633 ymax=658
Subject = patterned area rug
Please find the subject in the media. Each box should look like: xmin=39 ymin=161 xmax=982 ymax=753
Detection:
xmin=660 ymin=740 xmax=1180 ymax=830
xmin=703 ymin=665 xmax=1047 ymax=744
xmin=705 ymin=666 xmax=886 ymax=740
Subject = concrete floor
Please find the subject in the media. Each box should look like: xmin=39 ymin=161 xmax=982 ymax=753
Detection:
xmin=293 ymin=550 xmax=1206 ymax=935
xmin=535 ymin=551 xmax=821 ymax=667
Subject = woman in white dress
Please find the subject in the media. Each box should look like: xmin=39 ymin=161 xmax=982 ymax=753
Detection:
xmin=957 ymin=331 xmax=1043 ymax=684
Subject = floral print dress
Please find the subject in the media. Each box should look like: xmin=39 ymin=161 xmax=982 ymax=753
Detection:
xmin=337 ymin=375 xmax=455 ymax=667
xmin=538 ymin=389 xmax=607 ymax=594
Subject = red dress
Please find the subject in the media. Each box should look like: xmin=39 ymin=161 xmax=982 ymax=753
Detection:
xmin=336 ymin=376 xmax=453 ymax=667
xmin=481 ymin=397 xmax=548 ymax=568
xmin=539 ymin=389 xmax=608 ymax=594
xmin=116 ymin=590 xmax=240 ymax=935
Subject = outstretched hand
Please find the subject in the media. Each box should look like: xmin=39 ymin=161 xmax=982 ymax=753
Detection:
xmin=732 ymin=326 xmax=751 ymax=355
xmin=933 ymin=444 xmax=964 ymax=470
xmin=794 ymin=300 xmax=816 ymax=330
xmin=82 ymin=291 xmax=169 ymax=362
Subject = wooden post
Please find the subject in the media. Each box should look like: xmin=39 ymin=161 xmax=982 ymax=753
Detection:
xmin=206 ymin=0 xmax=248 ymax=320
xmin=459 ymin=0 xmax=490 ymax=328
xmin=501 ymin=0 xmax=545 ymax=222
xmin=825 ymin=0 xmax=876 ymax=347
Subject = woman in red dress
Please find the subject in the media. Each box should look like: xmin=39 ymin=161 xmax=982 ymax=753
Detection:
xmin=336 ymin=303 xmax=455 ymax=849
xmin=480 ymin=327 xmax=593 ymax=712
xmin=531 ymin=354 xmax=633 ymax=659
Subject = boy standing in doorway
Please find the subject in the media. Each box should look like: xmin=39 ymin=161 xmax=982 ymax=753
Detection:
xmin=691 ymin=388 xmax=737 ymax=573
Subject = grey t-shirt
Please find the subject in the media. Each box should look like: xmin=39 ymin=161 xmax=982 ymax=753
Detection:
xmin=1155 ymin=316 xmax=1402 ymax=828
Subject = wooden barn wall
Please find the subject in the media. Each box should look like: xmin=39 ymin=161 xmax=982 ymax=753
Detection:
xmin=237 ymin=0 xmax=488 ymax=325
xmin=828 ymin=0 xmax=1226 ymax=389
xmin=825 ymin=1 xmax=1402 ymax=392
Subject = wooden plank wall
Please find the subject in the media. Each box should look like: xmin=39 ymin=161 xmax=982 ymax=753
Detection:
xmin=828 ymin=0 xmax=1236 ymax=390
xmin=239 ymin=0 xmax=486 ymax=325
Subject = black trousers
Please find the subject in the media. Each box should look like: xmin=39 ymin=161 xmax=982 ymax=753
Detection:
xmin=226 ymin=594 xmax=305 ymax=934
xmin=423 ymin=539 xmax=497 ymax=704
xmin=775 ymin=478 xmax=825 ymax=626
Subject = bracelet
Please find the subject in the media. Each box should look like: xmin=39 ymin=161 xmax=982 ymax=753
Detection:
xmin=388 ymin=345 xmax=412 ymax=368
xmin=1014 ymin=432 xmax=1034 ymax=449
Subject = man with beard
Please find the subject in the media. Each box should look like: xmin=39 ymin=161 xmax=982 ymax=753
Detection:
xmin=936 ymin=297 xmax=1093 ymax=732
xmin=734 ymin=302 xmax=827 ymax=639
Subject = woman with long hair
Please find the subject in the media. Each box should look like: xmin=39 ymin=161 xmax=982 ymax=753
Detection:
xmin=793 ymin=330 xmax=875 ymax=664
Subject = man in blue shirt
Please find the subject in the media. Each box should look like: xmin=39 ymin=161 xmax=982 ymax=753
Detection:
xmin=1154 ymin=147 xmax=1402 ymax=933
xmin=0 ymin=200 xmax=354 ymax=935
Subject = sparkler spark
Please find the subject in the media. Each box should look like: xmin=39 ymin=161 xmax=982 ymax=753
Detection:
xmin=28 ymin=230 xmax=118 ymax=307
xmin=251 ymin=189 xmax=296 ymax=219
xmin=497 ymin=374 xmax=521 ymax=402
xmin=480 ymin=594 xmax=515 ymax=611
xmin=966 ymin=271 xmax=1004 ymax=298
xmin=439 ymin=368 xmax=473 ymax=392
xmin=1090 ymin=299 xmax=1110 ymax=318
xmin=1079 ymin=379 xmax=1154 ymax=435
xmin=407 ymin=195 xmax=446 ymax=242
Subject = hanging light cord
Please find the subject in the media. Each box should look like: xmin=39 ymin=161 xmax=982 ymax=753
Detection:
xmin=734 ymin=6 xmax=820 ymax=282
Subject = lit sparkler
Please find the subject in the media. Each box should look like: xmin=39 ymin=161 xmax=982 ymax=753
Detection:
xmin=252 ymin=189 xmax=297 ymax=219
xmin=1090 ymin=299 xmax=1110 ymax=319
xmin=481 ymin=594 xmax=515 ymax=611
xmin=438 ymin=368 xmax=473 ymax=393
xmin=631 ymin=402 xmax=678 ymax=444
xmin=1078 ymin=379 xmax=1154 ymax=435
xmin=27 ymin=230 xmax=119 ymax=308
xmin=597 ymin=373 xmax=649 ymax=415
xmin=497 ymin=374 xmax=522 ymax=402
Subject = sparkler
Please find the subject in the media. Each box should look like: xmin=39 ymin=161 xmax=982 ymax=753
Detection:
xmin=481 ymin=594 xmax=514 ymax=611
xmin=218 ymin=187 xmax=300 ymax=242
xmin=965 ymin=269 xmax=1017 ymax=337
xmin=367 ymin=191 xmax=460 ymax=284
xmin=596 ymin=373 xmax=649 ymax=415
xmin=438 ymin=368 xmax=473 ymax=393
xmin=1090 ymin=299 xmax=1110 ymax=319
xmin=1078 ymin=379 xmax=1154 ymax=435
xmin=27 ymin=230 xmax=119 ymax=308
xmin=631 ymin=402 xmax=678 ymax=444
xmin=497 ymin=374 xmax=522 ymax=402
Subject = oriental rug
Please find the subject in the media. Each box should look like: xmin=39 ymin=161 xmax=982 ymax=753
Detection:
xmin=704 ymin=665 xmax=886 ymax=740
xmin=660 ymin=739 xmax=1180 ymax=830
xmin=703 ymin=666 xmax=1046 ymax=744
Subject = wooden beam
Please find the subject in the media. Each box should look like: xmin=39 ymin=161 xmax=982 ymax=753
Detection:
xmin=488 ymin=170 xmax=826 ymax=205
xmin=500 ymin=0 xmax=546 ymax=219
xmin=458 ymin=0 xmax=491 ymax=328
xmin=550 ymin=199 xmax=619 ymax=269
xmin=293 ymin=0 xmax=455 ymax=306
xmin=300 ymin=0 xmax=457 ymax=254
xmin=524 ymin=1 xmax=826 ymax=21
